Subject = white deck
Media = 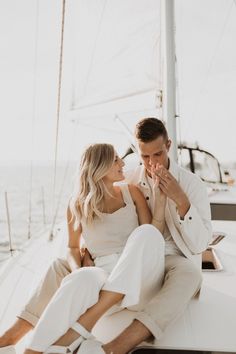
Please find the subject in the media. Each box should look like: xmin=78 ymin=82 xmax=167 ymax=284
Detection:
xmin=0 ymin=221 xmax=236 ymax=353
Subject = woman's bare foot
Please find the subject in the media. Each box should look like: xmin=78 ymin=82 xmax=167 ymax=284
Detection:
xmin=0 ymin=319 xmax=33 ymax=347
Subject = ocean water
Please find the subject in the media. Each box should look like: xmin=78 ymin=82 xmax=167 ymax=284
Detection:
xmin=0 ymin=163 xmax=76 ymax=263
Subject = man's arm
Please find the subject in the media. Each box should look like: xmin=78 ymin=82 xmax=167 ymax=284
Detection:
xmin=158 ymin=168 xmax=212 ymax=254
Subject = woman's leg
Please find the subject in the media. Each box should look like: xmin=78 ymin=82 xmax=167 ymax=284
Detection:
xmin=51 ymin=225 xmax=165 ymax=351
xmin=26 ymin=225 xmax=164 ymax=353
xmin=0 ymin=258 xmax=71 ymax=347
xmin=25 ymin=267 xmax=108 ymax=353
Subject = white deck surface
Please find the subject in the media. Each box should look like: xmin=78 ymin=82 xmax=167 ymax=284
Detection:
xmin=0 ymin=221 xmax=236 ymax=353
xmin=208 ymin=185 xmax=236 ymax=205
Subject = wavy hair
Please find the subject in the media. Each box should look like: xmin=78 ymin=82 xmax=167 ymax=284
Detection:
xmin=70 ymin=143 xmax=115 ymax=228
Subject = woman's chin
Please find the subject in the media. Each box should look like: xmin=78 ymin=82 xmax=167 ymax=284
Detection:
xmin=117 ymin=174 xmax=125 ymax=181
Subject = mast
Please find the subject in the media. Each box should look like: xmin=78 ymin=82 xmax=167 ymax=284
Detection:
xmin=162 ymin=0 xmax=177 ymax=161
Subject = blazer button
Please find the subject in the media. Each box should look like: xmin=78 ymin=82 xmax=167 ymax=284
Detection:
xmin=189 ymin=216 xmax=192 ymax=220
xmin=146 ymin=196 xmax=149 ymax=200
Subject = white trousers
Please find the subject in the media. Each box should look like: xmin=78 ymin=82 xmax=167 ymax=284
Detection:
xmin=28 ymin=224 xmax=165 ymax=351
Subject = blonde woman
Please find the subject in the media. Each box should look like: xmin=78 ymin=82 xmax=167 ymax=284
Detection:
xmin=18 ymin=143 xmax=165 ymax=354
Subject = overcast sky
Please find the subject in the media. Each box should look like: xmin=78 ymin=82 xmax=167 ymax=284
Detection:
xmin=0 ymin=0 xmax=236 ymax=164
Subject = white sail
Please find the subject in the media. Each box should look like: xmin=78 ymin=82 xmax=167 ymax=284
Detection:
xmin=65 ymin=0 xmax=162 ymax=120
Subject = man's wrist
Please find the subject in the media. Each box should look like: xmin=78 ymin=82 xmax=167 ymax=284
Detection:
xmin=176 ymin=194 xmax=190 ymax=218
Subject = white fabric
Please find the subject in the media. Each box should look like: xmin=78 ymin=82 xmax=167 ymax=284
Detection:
xmin=67 ymin=0 xmax=161 ymax=118
xmin=125 ymin=159 xmax=212 ymax=268
xmin=0 ymin=346 xmax=16 ymax=354
xmin=81 ymin=184 xmax=139 ymax=258
xmin=28 ymin=225 xmax=165 ymax=352
xmin=77 ymin=339 xmax=105 ymax=354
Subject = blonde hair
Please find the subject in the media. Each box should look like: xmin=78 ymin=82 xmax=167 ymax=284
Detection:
xmin=70 ymin=143 xmax=115 ymax=228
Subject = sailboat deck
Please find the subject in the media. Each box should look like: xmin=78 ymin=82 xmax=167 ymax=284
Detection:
xmin=0 ymin=221 xmax=236 ymax=353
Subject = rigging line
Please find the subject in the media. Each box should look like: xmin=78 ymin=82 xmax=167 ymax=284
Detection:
xmin=28 ymin=0 xmax=40 ymax=239
xmin=4 ymin=191 xmax=13 ymax=256
xmin=73 ymin=105 xmax=160 ymax=124
xmin=83 ymin=0 xmax=107 ymax=97
xmin=50 ymin=0 xmax=66 ymax=239
xmin=191 ymin=1 xmax=233 ymax=122
xmin=50 ymin=123 xmax=79 ymax=237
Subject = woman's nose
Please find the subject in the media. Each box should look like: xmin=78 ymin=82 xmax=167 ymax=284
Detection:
xmin=120 ymin=159 xmax=125 ymax=167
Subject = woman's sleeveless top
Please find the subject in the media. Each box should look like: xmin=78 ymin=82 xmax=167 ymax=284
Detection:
xmin=81 ymin=184 xmax=139 ymax=258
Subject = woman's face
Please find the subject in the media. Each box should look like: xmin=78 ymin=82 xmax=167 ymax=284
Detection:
xmin=103 ymin=153 xmax=125 ymax=183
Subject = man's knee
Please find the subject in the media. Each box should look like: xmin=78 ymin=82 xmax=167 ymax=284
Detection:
xmin=168 ymin=258 xmax=203 ymax=292
xmin=50 ymin=258 xmax=71 ymax=275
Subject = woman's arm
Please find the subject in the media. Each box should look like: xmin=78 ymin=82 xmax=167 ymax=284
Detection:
xmin=128 ymin=184 xmax=152 ymax=225
xmin=151 ymin=187 xmax=166 ymax=234
xmin=129 ymin=183 xmax=166 ymax=234
xmin=150 ymin=164 xmax=166 ymax=234
xmin=66 ymin=206 xmax=82 ymax=271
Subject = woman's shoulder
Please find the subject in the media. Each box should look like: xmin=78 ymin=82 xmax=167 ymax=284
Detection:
xmin=117 ymin=183 xmax=144 ymax=204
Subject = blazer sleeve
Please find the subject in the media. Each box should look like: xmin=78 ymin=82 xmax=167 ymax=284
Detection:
xmin=177 ymin=174 xmax=212 ymax=254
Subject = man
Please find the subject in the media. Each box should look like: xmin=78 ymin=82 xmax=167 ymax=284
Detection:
xmin=79 ymin=117 xmax=212 ymax=353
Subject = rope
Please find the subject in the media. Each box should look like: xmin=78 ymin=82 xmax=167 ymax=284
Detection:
xmin=83 ymin=0 xmax=107 ymax=97
xmin=50 ymin=0 xmax=66 ymax=240
xmin=27 ymin=0 xmax=40 ymax=239
xmin=4 ymin=192 xmax=13 ymax=255
xmin=41 ymin=186 xmax=46 ymax=229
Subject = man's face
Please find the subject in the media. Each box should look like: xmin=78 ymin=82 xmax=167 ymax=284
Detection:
xmin=137 ymin=136 xmax=171 ymax=174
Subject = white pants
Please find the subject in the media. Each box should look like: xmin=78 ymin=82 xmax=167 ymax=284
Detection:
xmin=28 ymin=224 xmax=165 ymax=351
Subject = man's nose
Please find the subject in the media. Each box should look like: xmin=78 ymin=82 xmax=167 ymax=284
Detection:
xmin=148 ymin=156 xmax=156 ymax=165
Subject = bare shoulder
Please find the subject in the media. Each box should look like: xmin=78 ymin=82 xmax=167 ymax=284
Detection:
xmin=127 ymin=184 xmax=145 ymax=202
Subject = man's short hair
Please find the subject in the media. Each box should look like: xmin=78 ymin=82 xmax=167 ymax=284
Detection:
xmin=135 ymin=117 xmax=168 ymax=142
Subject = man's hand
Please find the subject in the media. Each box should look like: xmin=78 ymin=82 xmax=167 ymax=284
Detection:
xmin=81 ymin=248 xmax=95 ymax=267
xmin=155 ymin=166 xmax=190 ymax=218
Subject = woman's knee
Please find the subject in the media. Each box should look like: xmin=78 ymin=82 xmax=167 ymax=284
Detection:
xmin=61 ymin=266 xmax=107 ymax=290
xmin=130 ymin=224 xmax=165 ymax=249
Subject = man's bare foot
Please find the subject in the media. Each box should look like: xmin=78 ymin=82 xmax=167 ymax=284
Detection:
xmin=0 ymin=319 xmax=33 ymax=347
xmin=102 ymin=320 xmax=152 ymax=354
xmin=53 ymin=327 xmax=80 ymax=347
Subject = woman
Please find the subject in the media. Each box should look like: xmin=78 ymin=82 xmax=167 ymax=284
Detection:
xmin=1 ymin=143 xmax=166 ymax=354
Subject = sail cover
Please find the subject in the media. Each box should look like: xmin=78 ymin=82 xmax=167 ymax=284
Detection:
xmin=66 ymin=0 xmax=162 ymax=120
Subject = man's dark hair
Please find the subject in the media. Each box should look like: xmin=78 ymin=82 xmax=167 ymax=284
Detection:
xmin=135 ymin=117 xmax=168 ymax=142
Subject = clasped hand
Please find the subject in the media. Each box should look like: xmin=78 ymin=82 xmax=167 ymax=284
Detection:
xmin=150 ymin=163 xmax=185 ymax=207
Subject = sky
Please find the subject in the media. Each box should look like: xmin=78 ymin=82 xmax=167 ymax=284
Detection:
xmin=0 ymin=0 xmax=236 ymax=165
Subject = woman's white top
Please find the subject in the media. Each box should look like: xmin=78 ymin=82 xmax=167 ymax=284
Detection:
xmin=81 ymin=184 xmax=139 ymax=259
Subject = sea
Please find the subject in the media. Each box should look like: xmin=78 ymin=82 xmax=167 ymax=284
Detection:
xmin=0 ymin=163 xmax=76 ymax=264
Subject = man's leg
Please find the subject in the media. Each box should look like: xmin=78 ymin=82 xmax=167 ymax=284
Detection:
xmin=0 ymin=258 xmax=71 ymax=347
xmin=103 ymin=255 xmax=202 ymax=354
xmin=103 ymin=320 xmax=151 ymax=354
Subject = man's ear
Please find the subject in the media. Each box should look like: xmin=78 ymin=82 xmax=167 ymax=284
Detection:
xmin=166 ymin=139 xmax=171 ymax=151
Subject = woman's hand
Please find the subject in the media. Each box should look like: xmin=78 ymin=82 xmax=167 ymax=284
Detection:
xmin=81 ymin=248 xmax=95 ymax=267
xmin=151 ymin=163 xmax=167 ymax=204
